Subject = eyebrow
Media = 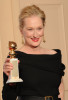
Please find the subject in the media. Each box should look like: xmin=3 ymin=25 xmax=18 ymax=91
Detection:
xmin=26 ymin=27 xmax=33 ymax=28
xmin=26 ymin=26 xmax=43 ymax=28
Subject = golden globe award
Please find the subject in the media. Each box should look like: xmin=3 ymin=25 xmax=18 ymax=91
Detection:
xmin=6 ymin=41 xmax=23 ymax=83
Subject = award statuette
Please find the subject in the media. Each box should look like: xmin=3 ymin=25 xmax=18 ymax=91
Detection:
xmin=6 ymin=41 xmax=23 ymax=83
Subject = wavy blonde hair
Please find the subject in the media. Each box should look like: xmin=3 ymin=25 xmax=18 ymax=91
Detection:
xmin=19 ymin=5 xmax=46 ymax=29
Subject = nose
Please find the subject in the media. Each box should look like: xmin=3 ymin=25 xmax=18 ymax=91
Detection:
xmin=33 ymin=29 xmax=38 ymax=38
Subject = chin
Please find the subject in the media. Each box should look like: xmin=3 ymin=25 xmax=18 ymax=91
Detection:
xmin=30 ymin=43 xmax=40 ymax=48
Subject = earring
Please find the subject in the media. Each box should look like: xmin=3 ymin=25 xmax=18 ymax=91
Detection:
xmin=22 ymin=35 xmax=24 ymax=44
xmin=43 ymin=36 xmax=46 ymax=43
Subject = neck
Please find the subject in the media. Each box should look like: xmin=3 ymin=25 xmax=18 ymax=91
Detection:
xmin=22 ymin=44 xmax=42 ymax=53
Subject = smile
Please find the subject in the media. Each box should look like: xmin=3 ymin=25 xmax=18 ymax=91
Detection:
xmin=31 ymin=38 xmax=39 ymax=42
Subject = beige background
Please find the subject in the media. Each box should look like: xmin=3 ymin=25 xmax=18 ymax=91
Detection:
xmin=0 ymin=0 xmax=68 ymax=100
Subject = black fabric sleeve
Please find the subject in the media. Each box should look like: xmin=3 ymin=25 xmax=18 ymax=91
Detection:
xmin=59 ymin=49 xmax=66 ymax=77
xmin=2 ymin=55 xmax=17 ymax=100
xmin=59 ymin=62 xmax=66 ymax=77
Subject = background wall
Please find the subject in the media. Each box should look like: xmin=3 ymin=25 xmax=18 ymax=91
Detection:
xmin=0 ymin=0 xmax=68 ymax=100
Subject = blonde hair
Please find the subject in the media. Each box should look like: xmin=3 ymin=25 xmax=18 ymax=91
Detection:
xmin=19 ymin=5 xmax=46 ymax=29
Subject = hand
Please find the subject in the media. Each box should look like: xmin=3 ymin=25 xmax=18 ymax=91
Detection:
xmin=3 ymin=58 xmax=20 ymax=76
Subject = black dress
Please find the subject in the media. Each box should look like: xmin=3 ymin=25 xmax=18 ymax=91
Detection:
xmin=2 ymin=49 xmax=65 ymax=100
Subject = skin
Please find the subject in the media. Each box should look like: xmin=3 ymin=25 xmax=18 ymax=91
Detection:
xmin=58 ymin=78 xmax=65 ymax=100
xmin=20 ymin=15 xmax=45 ymax=53
xmin=3 ymin=15 xmax=64 ymax=99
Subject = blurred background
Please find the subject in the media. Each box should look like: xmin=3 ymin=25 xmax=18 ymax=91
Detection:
xmin=0 ymin=0 xmax=68 ymax=100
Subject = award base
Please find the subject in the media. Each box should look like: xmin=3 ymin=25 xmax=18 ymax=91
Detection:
xmin=6 ymin=77 xmax=23 ymax=83
xmin=6 ymin=58 xmax=23 ymax=84
xmin=6 ymin=79 xmax=23 ymax=83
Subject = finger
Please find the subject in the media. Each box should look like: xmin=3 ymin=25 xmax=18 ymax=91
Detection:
xmin=3 ymin=68 xmax=12 ymax=72
xmin=3 ymin=65 xmax=13 ymax=72
xmin=3 ymin=70 xmax=10 ymax=76
xmin=6 ymin=71 xmax=10 ymax=76
xmin=3 ymin=66 xmax=13 ymax=70
xmin=5 ymin=58 xmax=10 ymax=63
xmin=4 ymin=62 xmax=13 ymax=67
xmin=18 ymin=60 xmax=20 ymax=63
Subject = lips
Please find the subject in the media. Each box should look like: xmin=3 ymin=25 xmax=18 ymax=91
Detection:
xmin=31 ymin=38 xmax=39 ymax=42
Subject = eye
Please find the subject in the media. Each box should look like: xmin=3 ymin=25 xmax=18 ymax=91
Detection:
xmin=27 ymin=28 xmax=33 ymax=31
xmin=38 ymin=27 xmax=43 ymax=30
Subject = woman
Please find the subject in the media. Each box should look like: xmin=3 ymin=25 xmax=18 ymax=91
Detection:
xmin=2 ymin=5 xmax=65 ymax=100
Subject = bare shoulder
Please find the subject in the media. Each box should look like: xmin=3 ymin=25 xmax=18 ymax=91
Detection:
xmin=42 ymin=48 xmax=57 ymax=54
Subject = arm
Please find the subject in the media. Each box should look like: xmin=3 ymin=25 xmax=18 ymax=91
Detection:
xmin=2 ymin=72 xmax=17 ymax=100
xmin=58 ymin=77 xmax=65 ymax=100
xmin=2 ymin=56 xmax=17 ymax=100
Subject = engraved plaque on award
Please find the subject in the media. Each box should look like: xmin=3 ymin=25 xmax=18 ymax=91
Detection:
xmin=6 ymin=41 xmax=23 ymax=83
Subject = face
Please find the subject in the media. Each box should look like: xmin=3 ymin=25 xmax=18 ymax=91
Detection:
xmin=20 ymin=15 xmax=44 ymax=48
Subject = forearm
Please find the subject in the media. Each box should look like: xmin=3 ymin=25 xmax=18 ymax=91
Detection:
xmin=2 ymin=73 xmax=17 ymax=100
xmin=58 ymin=78 xmax=65 ymax=100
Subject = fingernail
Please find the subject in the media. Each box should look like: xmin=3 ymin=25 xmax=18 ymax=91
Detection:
xmin=10 ymin=63 xmax=13 ymax=66
xmin=11 ymin=67 xmax=13 ymax=69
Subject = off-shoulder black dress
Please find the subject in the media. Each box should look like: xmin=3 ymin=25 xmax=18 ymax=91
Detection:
xmin=2 ymin=49 xmax=65 ymax=100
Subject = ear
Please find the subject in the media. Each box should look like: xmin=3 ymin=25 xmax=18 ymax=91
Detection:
xmin=19 ymin=27 xmax=22 ymax=33
xmin=19 ymin=27 xmax=23 ymax=36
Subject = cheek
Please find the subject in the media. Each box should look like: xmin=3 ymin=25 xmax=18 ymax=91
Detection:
xmin=24 ymin=31 xmax=32 ymax=37
xmin=39 ymin=30 xmax=44 ymax=36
